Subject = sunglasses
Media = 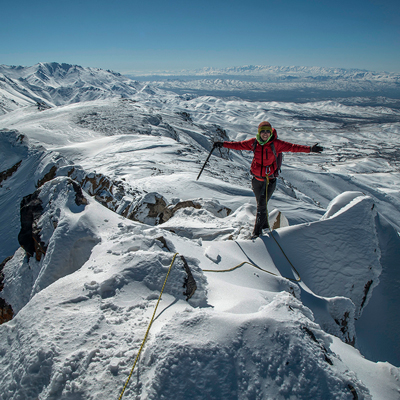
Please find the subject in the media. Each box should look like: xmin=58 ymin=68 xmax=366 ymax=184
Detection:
xmin=260 ymin=129 xmax=272 ymax=134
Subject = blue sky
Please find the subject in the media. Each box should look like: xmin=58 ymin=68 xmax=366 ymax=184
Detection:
xmin=2 ymin=0 xmax=399 ymax=73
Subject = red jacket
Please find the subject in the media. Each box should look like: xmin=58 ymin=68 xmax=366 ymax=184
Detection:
xmin=223 ymin=129 xmax=311 ymax=178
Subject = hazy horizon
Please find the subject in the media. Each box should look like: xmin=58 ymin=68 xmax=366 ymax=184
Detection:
xmin=2 ymin=0 xmax=399 ymax=74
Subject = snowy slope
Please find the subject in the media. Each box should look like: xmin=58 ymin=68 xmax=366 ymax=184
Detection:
xmin=0 ymin=63 xmax=400 ymax=399
xmin=0 ymin=73 xmax=36 ymax=114
xmin=0 ymin=177 xmax=398 ymax=399
xmin=0 ymin=62 xmax=144 ymax=111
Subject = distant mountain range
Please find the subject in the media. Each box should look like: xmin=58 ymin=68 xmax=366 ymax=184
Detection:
xmin=127 ymin=64 xmax=400 ymax=102
xmin=128 ymin=64 xmax=400 ymax=81
xmin=1 ymin=63 xmax=400 ymax=114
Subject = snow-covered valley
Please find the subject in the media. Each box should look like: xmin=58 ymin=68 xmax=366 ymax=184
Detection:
xmin=0 ymin=62 xmax=399 ymax=399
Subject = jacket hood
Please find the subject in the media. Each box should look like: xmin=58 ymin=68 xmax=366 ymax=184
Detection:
xmin=256 ymin=128 xmax=277 ymax=145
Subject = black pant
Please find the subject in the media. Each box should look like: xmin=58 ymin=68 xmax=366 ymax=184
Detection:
xmin=251 ymin=177 xmax=276 ymax=236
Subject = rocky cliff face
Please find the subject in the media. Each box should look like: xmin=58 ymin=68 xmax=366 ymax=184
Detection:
xmin=0 ymin=148 xmax=231 ymax=322
xmin=0 ymin=256 xmax=13 ymax=324
xmin=0 ymin=126 xmax=232 ymax=261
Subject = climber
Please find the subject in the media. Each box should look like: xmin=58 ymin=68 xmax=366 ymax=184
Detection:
xmin=213 ymin=121 xmax=323 ymax=239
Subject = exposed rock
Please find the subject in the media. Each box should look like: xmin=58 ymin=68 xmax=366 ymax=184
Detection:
xmin=155 ymin=236 xmax=172 ymax=251
xmin=128 ymin=192 xmax=170 ymax=225
xmin=0 ymin=256 xmax=13 ymax=291
xmin=18 ymin=178 xmax=89 ymax=261
xmin=37 ymin=165 xmax=57 ymax=188
xmin=67 ymin=168 xmax=133 ymax=213
xmin=360 ymin=280 xmax=373 ymax=310
xmin=0 ymin=298 xmax=13 ymax=324
xmin=181 ymin=255 xmax=197 ymax=301
xmin=18 ymin=191 xmax=45 ymax=259
xmin=348 ymin=383 xmax=359 ymax=400
xmin=4 ymin=177 xmax=101 ymax=316
xmin=302 ymin=326 xmax=333 ymax=365
xmin=334 ymin=311 xmax=356 ymax=346
xmin=0 ymin=160 xmax=22 ymax=186
xmin=169 ymin=200 xmax=202 ymax=216
xmin=36 ymin=101 xmax=51 ymax=111
xmin=0 ymin=256 xmax=14 ymax=324
xmin=71 ymin=180 xmax=88 ymax=206
xmin=177 ymin=111 xmax=193 ymax=122
xmin=125 ymin=196 xmax=224 ymax=227
xmin=184 ymin=198 xmax=231 ymax=218
xmin=34 ymin=163 xmax=229 ymax=229
xmin=269 ymin=210 xmax=289 ymax=230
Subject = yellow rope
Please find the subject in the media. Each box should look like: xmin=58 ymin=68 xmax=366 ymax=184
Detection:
xmin=118 ymin=233 xmax=299 ymax=398
xmin=265 ymin=176 xmax=270 ymax=230
xmin=203 ymin=233 xmax=301 ymax=283
xmin=118 ymin=252 xmax=179 ymax=400
xmin=269 ymin=232 xmax=301 ymax=281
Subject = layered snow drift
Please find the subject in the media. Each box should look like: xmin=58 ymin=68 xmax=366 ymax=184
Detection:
xmin=0 ymin=176 xmax=398 ymax=399
xmin=276 ymin=193 xmax=380 ymax=317
xmin=0 ymin=62 xmax=400 ymax=399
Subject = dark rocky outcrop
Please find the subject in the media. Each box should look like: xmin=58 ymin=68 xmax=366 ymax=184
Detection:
xmin=71 ymin=180 xmax=88 ymax=207
xmin=0 ymin=160 xmax=22 ymax=186
xmin=125 ymin=193 xmax=171 ymax=225
xmin=0 ymin=298 xmax=13 ymax=324
xmin=0 ymin=256 xmax=13 ymax=292
xmin=32 ymin=162 xmax=229 ymax=231
xmin=126 ymin=196 xmax=206 ymax=225
xmin=37 ymin=165 xmax=57 ymax=188
xmin=302 ymin=326 xmax=333 ymax=365
xmin=0 ymin=256 xmax=14 ymax=324
xmin=334 ymin=311 xmax=356 ymax=346
xmin=18 ymin=191 xmax=45 ymax=260
xmin=17 ymin=178 xmax=89 ymax=261
xmin=169 ymin=200 xmax=202 ymax=217
xmin=360 ymin=280 xmax=373 ymax=310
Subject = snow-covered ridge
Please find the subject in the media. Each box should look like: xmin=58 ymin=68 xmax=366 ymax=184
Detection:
xmin=0 ymin=172 xmax=394 ymax=399
xmin=0 ymin=61 xmax=400 ymax=399
xmin=0 ymin=62 xmax=145 ymax=112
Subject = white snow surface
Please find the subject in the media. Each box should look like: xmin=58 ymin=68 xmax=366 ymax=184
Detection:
xmin=0 ymin=63 xmax=399 ymax=399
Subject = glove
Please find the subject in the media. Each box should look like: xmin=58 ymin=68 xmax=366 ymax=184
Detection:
xmin=311 ymin=143 xmax=323 ymax=153
xmin=213 ymin=142 xmax=224 ymax=149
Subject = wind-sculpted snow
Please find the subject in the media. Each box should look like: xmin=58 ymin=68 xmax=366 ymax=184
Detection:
xmin=0 ymin=101 xmax=234 ymax=260
xmin=0 ymin=63 xmax=400 ymax=399
xmin=0 ymin=183 xmax=387 ymax=399
xmin=141 ymin=296 xmax=369 ymax=400
xmin=275 ymin=194 xmax=380 ymax=317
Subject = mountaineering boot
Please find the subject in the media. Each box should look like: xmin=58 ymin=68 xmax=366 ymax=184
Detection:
xmin=250 ymin=232 xmax=259 ymax=240
xmin=252 ymin=212 xmax=267 ymax=239
xmin=261 ymin=216 xmax=270 ymax=235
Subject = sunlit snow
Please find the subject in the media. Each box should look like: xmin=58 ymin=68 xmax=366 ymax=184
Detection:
xmin=0 ymin=63 xmax=399 ymax=399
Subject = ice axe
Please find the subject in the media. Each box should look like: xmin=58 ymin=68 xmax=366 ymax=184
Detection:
xmin=196 ymin=145 xmax=216 ymax=181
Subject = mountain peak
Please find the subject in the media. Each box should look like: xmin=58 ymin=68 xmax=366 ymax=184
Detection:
xmin=0 ymin=62 xmax=144 ymax=108
xmin=36 ymin=62 xmax=80 ymax=75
